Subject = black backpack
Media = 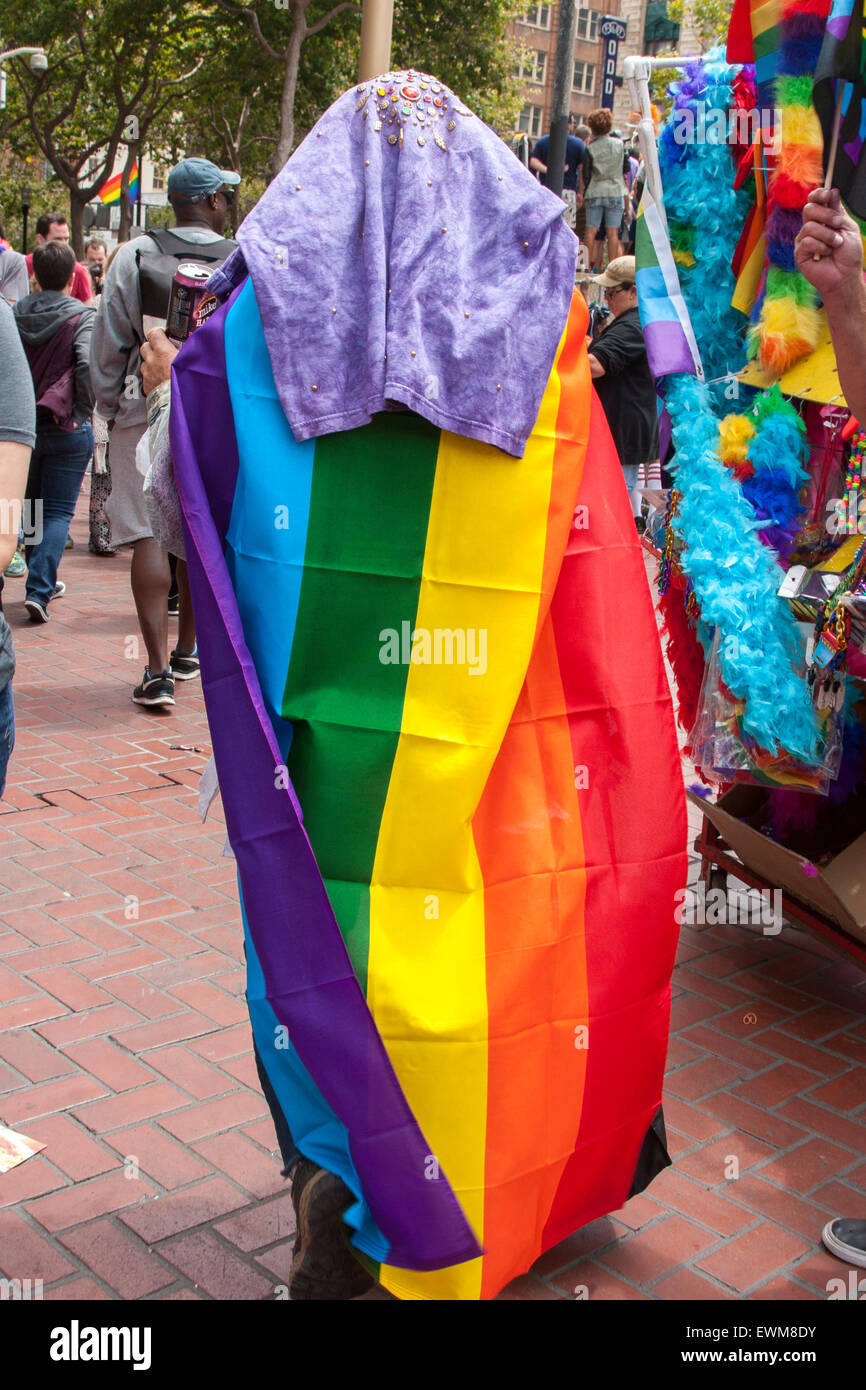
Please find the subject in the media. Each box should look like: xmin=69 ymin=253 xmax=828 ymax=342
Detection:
xmin=136 ymin=226 xmax=236 ymax=327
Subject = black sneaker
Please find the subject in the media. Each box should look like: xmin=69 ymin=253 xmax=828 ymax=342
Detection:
xmin=170 ymin=646 xmax=200 ymax=681
xmin=51 ymin=581 xmax=66 ymax=599
xmin=289 ymin=1159 xmax=375 ymax=1301
xmin=132 ymin=668 xmax=175 ymax=708
xmin=822 ymin=1218 xmax=866 ymax=1268
xmin=24 ymin=596 xmax=49 ymax=623
xmin=167 ymin=592 xmax=180 ymax=616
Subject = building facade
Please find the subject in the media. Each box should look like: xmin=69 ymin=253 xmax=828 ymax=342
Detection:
xmin=512 ymin=2 xmax=624 ymax=138
xmin=511 ymin=0 xmax=688 ymax=141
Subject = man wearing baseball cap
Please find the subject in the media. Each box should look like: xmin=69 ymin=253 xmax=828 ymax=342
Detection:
xmin=587 ymin=255 xmax=658 ymax=529
xmin=91 ymin=157 xmax=239 ymax=710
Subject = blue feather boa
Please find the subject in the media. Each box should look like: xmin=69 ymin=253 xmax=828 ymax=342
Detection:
xmin=667 ymin=373 xmax=820 ymax=761
xmin=658 ymin=51 xmax=751 ymax=389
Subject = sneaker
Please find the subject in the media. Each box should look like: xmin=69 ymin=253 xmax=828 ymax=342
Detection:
xmin=132 ymin=668 xmax=175 ymax=708
xmin=64 ymin=535 xmax=74 ymax=550
xmin=289 ymin=1159 xmax=375 ymax=1301
xmin=4 ymin=553 xmax=26 ymax=578
xmin=51 ymin=581 xmax=66 ymax=599
xmin=822 ymin=1219 xmax=866 ymax=1268
xmin=170 ymin=646 xmax=200 ymax=681
xmin=24 ymin=596 xmax=49 ymax=623
xmin=167 ymin=592 xmax=180 ymax=616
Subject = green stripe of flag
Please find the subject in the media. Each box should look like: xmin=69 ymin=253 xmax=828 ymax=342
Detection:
xmin=280 ymin=412 xmax=440 ymax=992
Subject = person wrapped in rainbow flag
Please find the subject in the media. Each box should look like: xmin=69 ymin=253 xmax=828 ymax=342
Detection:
xmin=168 ymin=71 xmax=687 ymax=1300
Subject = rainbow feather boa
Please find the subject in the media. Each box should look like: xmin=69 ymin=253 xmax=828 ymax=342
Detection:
xmin=750 ymin=0 xmax=830 ymax=373
xmin=719 ymin=386 xmax=809 ymax=561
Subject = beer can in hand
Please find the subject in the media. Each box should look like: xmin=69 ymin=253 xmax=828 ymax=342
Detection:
xmin=166 ymin=263 xmax=213 ymax=347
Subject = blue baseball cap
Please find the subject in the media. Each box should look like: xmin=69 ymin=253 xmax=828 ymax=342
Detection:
xmin=167 ymin=157 xmax=240 ymax=202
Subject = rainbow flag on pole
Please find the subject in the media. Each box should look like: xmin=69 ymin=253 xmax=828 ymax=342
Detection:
xmin=169 ymin=277 xmax=687 ymax=1299
xmin=98 ymin=161 xmax=139 ymax=205
xmin=635 ymin=187 xmax=704 ymax=381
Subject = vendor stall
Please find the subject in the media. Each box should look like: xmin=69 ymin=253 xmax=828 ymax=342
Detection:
xmin=628 ymin=6 xmax=866 ymax=963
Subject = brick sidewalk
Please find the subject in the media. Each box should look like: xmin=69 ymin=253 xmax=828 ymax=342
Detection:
xmin=0 ymin=489 xmax=864 ymax=1301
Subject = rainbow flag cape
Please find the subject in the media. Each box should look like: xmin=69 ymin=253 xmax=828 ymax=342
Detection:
xmin=98 ymin=162 xmax=139 ymax=205
xmin=170 ymin=276 xmax=687 ymax=1299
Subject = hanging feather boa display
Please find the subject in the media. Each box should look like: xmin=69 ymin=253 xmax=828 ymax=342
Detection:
xmin=739 ymin=385 xmax=809 ymax=559
xmin=750 ymin=0 xmax=830 ymax=373
xmin=666 ymin=372 xmax=820 ymax=762
xmin=658 ymin=51 xmax=750 ymax=387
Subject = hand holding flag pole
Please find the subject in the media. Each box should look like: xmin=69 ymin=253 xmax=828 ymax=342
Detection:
xmin=814 ymin=89 xmax=845 ymax=258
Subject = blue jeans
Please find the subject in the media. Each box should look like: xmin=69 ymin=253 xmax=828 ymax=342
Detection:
xmin=25 ymin=422 xmax=93 ymax=606
xmin=0 ymin=682 xmax=14 ymax=799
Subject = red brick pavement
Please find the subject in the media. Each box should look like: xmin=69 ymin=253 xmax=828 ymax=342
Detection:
xmin=0 ymin=490 xmax=864 ymax=1301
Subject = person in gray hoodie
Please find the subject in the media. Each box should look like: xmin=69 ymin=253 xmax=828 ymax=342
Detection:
xmin=13 ymin=241 xmax=95 ymax=622
xmin=0 ymin=297 xmax=35 ymax=795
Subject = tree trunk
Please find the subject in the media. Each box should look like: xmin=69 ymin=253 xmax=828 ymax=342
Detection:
xmin=68 ymin=193 xmax=87 ymax=260
xmin=270 ymin=21 xmax=304 ymax=177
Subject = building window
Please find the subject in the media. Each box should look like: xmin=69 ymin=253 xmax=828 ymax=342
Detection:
xmin=572 ymin=61 xmax=596 ymax=95
xmin=518 ymin=104 xmax=545 ymax=138
xmin=577 ymin=8 xmax=599 ymax=40
xmin=151 ymin=167 xmax=166 ymax=191
xmin=523 ymin=3 xmax=551 ymax=28
xmin=516 ymin=49 xmax=547 ymax=84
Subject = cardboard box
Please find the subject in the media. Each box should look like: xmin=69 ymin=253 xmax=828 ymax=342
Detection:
xmin=690 ymin=785 xmax=866 ymax=948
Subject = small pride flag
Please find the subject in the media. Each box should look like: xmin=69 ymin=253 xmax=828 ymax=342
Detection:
xmin=98 ymin=162 xmax=139 ymax=205
xmin=635 ymin=186 xmax=704 ymax=381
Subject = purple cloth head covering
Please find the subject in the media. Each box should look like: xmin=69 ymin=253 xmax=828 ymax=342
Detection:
xmin=219 ymin=69 xmax=577 ymax=458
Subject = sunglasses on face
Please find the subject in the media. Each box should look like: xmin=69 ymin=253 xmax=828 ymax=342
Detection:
xmin=604 ymin=284 xmax=633 ymax=299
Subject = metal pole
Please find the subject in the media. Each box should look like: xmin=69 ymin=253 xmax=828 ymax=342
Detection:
xmin=547 ymin=0 xmax=579 ymax=199
xmin=358 ymin=0 xmax=394 ymax=83
xmin=623 ymin=54 xmax=701 ymax=214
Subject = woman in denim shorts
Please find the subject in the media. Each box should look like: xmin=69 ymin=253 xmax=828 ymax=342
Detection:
xmin=583 ymin=108 xmax=627 ymax=270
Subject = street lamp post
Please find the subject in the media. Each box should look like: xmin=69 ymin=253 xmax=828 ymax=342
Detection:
xmin=0 ymin=47 xmax=48 ymax=110
xmin=358 ymin=0 xmax=394 ymax=83
xmin=547 ymin=0 xmax=579 ymax=200
xmin=20 ymin=187 xmax=32 ymax=254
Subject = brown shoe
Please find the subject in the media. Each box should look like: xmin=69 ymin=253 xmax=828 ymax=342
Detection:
xmin=289 ymin=1159 xmax=375 ymax=1300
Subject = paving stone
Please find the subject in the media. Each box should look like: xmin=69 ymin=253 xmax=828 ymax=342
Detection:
xmin=0 ymin=1211 xmax=79 ymax=1282
xmin=119 ymin=1177 xmax=248 ymax=1244
xmin=25 ymin=1170 xmax=156 ymax=1232
xmin=156 ymin=1229 xmax=274 ymax=1300
xmin=59 ymin=1218 xmax=175 ymax=1298
xmin=214 ymin=1197 xmax=296 ymax=1253
xmin=695 ymin=1221 xmax=811 ymax=1293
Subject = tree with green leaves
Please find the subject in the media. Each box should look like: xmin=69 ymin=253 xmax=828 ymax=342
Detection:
xmin=391 ymin=0 xmax=522 ymax=132
xmin=211 ymin=0 xmax=363 ymax=177
xmin=666 ymin=0 xmax=732 ymax=51
xmin=0 ymin=0 xmax=209 ymax=253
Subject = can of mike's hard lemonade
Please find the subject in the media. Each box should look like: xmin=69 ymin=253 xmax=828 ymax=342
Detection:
xmin=166 ymin=263 xmax=212 ymax=346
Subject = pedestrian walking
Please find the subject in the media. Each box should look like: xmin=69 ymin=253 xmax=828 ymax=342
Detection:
xmin=25 ymin=214 xmax=93 ymax=305
xmin=13 ymin=241 xmax=95 ymax=622
xmin=90 ymin=157 xmax=238 ymax=709
xmin=583 ymin=109 xmax=628 ymax=269
xmin=0 ymin=298 xmax=34 ymax=795
xmin=0 ymin=223 xmax=31 ymax=306
xmin=530 ymin=113 xmax=586 ymax=232
xmin=587 ymin=255 xmax=659 ymax=527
